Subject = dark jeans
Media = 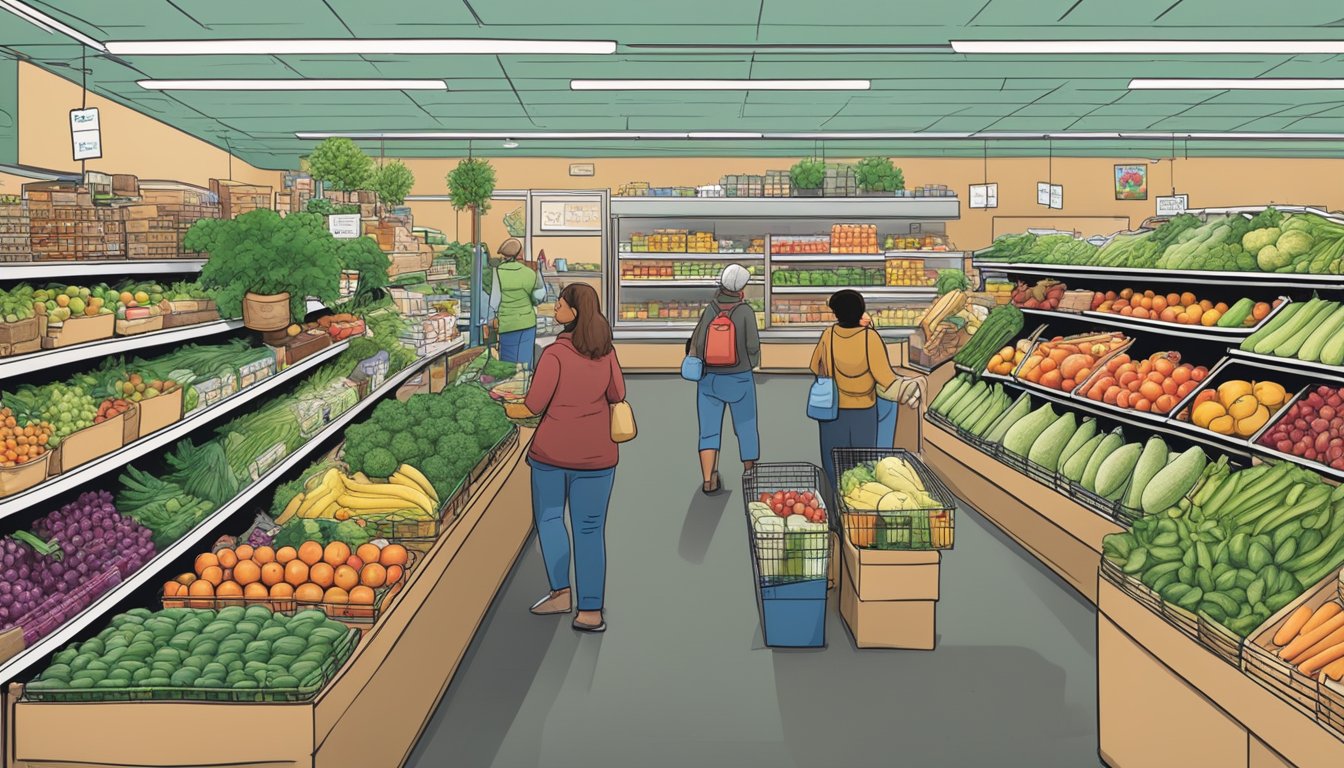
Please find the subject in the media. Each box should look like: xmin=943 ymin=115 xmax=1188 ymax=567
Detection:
xmin=818 ymin=405 xmax=878 ymax=490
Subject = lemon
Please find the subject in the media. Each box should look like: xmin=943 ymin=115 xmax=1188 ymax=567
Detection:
xmin=1217 ymin=380 xmax=1253 ymax=409
xmin=134 ymin=291 xmax=150 ymax=305
xmin=1227 ymin=394 xmax=1260 ymax=421
xmin=1192 ymin=400 xmax=1227 ymax=429
xmin=1253 ymin=381 xmax=1287 ymax=409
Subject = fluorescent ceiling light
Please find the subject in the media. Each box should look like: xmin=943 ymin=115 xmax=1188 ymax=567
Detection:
xmin=571 ymin=79 xmax=870 ymax=91
xmin=107 ymin=38 xmax=615 ymax=55
xmin=502 ymin=138 xmax=519 ymax=148
xmin=297 ymin=130 xmax=1344 ymax=142
xmin=1130 ymin=78 xmax=1344 ymax=90
xmin=954 ymin=40 xmax=1344 ymax=54
xmin=296 ymin=131 xmax=766 ymax=140
xmin=139 ymin=79 xmax=447 ymax=91
xmin=0 ymin=0 xmax=106 ymax=51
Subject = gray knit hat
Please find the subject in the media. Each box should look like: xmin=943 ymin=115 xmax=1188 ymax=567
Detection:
xmin=719 ymin=263 xmax=751 ymax=292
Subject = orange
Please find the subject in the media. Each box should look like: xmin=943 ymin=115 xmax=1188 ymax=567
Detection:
xmin=323 ymin=541 xmax=351 ymax=568
xmin=243 ymin=582 xmax=269 ymax=600
xmin=349 ymin=586 xmax=375 ymax=605
xmin=187 ymin=578 xmax=215 ymax=607
xmin=324 ymin=586 xmax=349 ymax=604
xmin=298 ymin=541 xmax=324 ymax=566
xmin=270 ymin=582 xmax=295 ymax=599
xmin=175 ymin=572 xmax=196 ymax=586
xmin=379 ymin=544 xmax=408 ymax=568
xmin=252 ymin=546 xmax=276 ymax=565
xmin=361 ymin=563 xmax=387 ymax=588
xmin=295 ymin=583 xmax=324 ymax=603
xmin=276 ymin=546 xmax=297 ymax=564
xmin=216 ymin=581 xmax=243 ymax=605
xmin=260 ymin=562 xmax=285 ymax=587
xmin=163 ymin=580 xmax=182 ymax=598
xmin=194 ymin=552 xmax=219 ymax=575
xmin=385 ymin=564 xmax=404 ymax=586
xmin=216 ymin=548 xmax=238 ymax=570
xmin=356 ymin=543 xmax=381 ymax=565
xmin=346 ymin=555 xmax=364 ymax=571
xmin=233 ymin=560 xmax=261 ymax=586
xmin=284 ymin=559 xmax=310 ymax=587
xmin=234 ymin=544 xmax=254 ymax=561
xmin=309 ymin=562 xmax=335 ymax=589
xmin=333 ymin=564 xmax=359 ymax=591
xmin=199 ymin=565 xmax=224 ymax=586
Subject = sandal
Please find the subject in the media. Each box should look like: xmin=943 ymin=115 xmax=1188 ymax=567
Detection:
xmin=702 ymin=471 xmax=721 ymax=494
xmin=573 ymin=618 xmax=607 ymax=633
xmin=529 ymin=590 xmax=572 ymax=615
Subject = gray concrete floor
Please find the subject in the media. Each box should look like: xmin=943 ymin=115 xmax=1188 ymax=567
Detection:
xmin=406 ymin=374 xmax=1101 ymax=768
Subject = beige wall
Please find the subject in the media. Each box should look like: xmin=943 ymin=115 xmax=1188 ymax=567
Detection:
xmin=401 ymin=156 xmax=1344 ymax=253
xmin=16 ymin=63 xmax=280 ymax=190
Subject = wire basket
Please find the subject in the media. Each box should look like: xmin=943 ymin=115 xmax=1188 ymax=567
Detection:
xmin=741 ymin=463 xmax=833 ymax=588
xmin=832 ymin=448 xmax=956 ymax=551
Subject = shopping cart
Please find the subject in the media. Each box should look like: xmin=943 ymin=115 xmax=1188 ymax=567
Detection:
xmin=831 ymin=448 xmax=956 ymax=551
xmin=742 ymin=462 xmax=833 ymax=648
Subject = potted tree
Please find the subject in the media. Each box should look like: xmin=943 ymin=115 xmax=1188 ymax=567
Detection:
xmin=307 ymin=137 xmax=374 ymax=207
xmin=855 ymin=157 xmax=904 ymax=197
xmin=789 ymin=158 xmax=825 ymax=197
xmin=447 ymin=158 xmax=496 ymax=344
xmin=186 ymin=210 xmax=341 ymax=331
xmin=370 ymin=159 xmax=415 ymax=216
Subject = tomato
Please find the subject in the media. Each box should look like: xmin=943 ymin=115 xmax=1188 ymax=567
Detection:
xmin=773 ymin=491 xmax=785 ymax=503
xmin=760 ymin=493 xmax=771 ymax=503
xmin=802 ymin=492 xmax=814 ymax=503
xmin=793 ymin=502 xmax=805 ymax=515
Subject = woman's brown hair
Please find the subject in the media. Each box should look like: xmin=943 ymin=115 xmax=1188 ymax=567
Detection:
xmin=559 ymin=283 xmax=614 ymax=360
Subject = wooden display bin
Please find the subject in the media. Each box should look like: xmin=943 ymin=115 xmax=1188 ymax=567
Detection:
xmin=0 ymin=337 xmax=39 ymax=357
xmin=0 ymin=453 xmax=50 ymax=498
xmin=47 ymin=407 xmax=136 ymax=475
xmin=136 ymin=388 xmax=184 ymax=438
xmin=40 ymin=313 xmax=114 ymax=349
xmin=115 ymin=315 xmax=165 ymax=336
xmin=162 ymin=308 xmax=222 ymax=328
xmin=838 ymin=534 xmax=939 ymax=650
xmin=0 ymin=316 xmax=40 ymax=352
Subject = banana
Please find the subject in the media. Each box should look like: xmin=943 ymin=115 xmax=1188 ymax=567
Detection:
xmin=296 ymin=485 xmax=337 ymax=519
xmin=341 ymin=479 xmax=435 ymax=513
xmin=337 ymin=494 xmax=415 ymax=513
xmin=276 ymin=492 xmax=306 ymax=525
xmin=352 ymin=472 xmax=372 ymax=484
xmin=393 ymin=466 xmax=438 ymax=503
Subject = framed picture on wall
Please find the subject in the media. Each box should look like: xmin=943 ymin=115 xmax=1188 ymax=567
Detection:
xmin=1115 ymin=164 xmax=1148 ymax=201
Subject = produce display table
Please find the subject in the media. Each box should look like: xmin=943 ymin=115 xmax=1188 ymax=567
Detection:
xmin=4 ymin=429 xmax=537 ymax=768
xmin=921 ymin=416 xmax=1123 ymax=604
xmin=1098 ymin=576 xmax=1344 ymax=768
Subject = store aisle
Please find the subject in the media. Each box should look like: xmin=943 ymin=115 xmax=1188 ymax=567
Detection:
xmin=407 ymin=375 xmax=1101 ymax=768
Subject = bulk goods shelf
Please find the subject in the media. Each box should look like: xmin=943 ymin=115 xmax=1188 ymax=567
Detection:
xmin=972 ymin=260 xmax=1344 ymax=290
xmin=1019 ymin=298 xmax=1293 ymax=342
xmin=618 ymin=251 xmax=765 ymax=260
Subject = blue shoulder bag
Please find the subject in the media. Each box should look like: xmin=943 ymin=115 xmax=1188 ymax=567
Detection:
xmin=807 ymin=328 xmax=839 ymax=421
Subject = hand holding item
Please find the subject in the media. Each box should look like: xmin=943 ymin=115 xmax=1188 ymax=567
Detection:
xmin=897 ymin=375 xmax=927 ymax=408
xmin=504 ymin=401 xmax=536 ymax=420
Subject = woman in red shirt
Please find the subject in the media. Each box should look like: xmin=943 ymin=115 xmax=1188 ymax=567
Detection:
xmin=506 ymin=283 xmax=624 ymax=632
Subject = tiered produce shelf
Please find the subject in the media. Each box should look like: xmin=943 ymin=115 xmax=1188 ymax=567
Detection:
xmin=0 ymin=260 xmax=207 ymax=280
xmin=973 ymin=259 xmax=1343 ymax=289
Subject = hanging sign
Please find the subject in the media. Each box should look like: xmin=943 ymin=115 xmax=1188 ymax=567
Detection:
xmin=969 ymin=183 xmax=998 ymax=209
xmin=1156 ymin=194 xmax=1189 ymax=217
xmin=328 ymin=214 xmax=361 ymax=239
xmin=1037 ymin=182 xmax=1051 ymax=207
xmin=69 ymin=108 xmax=102 ymax=161
xmin=1049 ymin=184 xmax=1064 ymax=210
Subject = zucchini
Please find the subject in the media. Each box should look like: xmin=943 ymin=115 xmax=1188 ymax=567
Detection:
xmin=1027 ymin=412 xmax=1077 ymax=472
xmin=1275 ymin=302 xmax=1332 ymax=358
xmin=1058 ymin=418 xmax=1098 ymax=468
xmin=1241 ymin=301 xmax=1302 ymax=351
xmin=1082 ymin=430 xmax=1125 ymax=492
xmin=982 ymin=393 xmax=1031 ymax=445
xmin=1140 ymin=447 xmax=1208 ymax=516
xmin=1216 ymin=297 xmax=1254 ymax=328
xmin=1124 ymin=436 xmax=1170 ymax=511
xmin=946 ymin=384 xmax=990 ymax=426
xmin=1296 ymin=303 xmax=1344 ymax=362
xmin=929 ymin=374 xmax=971 ymax=412
xmin=1095 ymin=442 xmax=1143 ymax=500
xmin=1001 ymin=403 xmax=1057 ymax=457
xmin=1253 ymin=297 xmax=1326 ymax=356
xmin=1062 ymin=434 xmax=1105 ymax=483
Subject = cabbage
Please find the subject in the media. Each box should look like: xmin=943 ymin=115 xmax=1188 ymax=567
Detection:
xmin=1276 ymin=230 xmax=1314 ymax=259
xmin=1257 ymin=244 xmax=1288 ymax=271
xmin=1241 ymin=227 xmax=1280 ymax=254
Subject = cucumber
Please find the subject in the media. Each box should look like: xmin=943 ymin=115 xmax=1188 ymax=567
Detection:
xmin=1058 ymin=418 xmax=1098 ymax=468
xmin=929 ymin=375 xmax=969 ymax=412
xmin=966 ymin=389 xmax=1009 ymax=435
xmin=1296 ymin=303 xmax=1344 ymax=362
xmin=1062 ymin=434 xmax=1105 ymax=483
xmin=1082 ymin=430 xmax=1125 ymax=492
xmin=982 ymin=393 xmax=1032 ymax=445
xmin=1002 ymin=403 xmax=1057 ymax=457
xmin=1241 ymin=301 xmax=1302 ymax=351
xmin=1095 ymin=442 xmax=1143 ymax=500
xmin=1253 ymin=297 xmax=1326 ymax=356
xmin=946 ymin=383 xmax=990 ymax=426
xmin=1124 ymin=436 xmax=1171 ymax=511
xmin=1216 ymin=297 xmax=1255 ymax=328
xmin=1027 ymin=412 xmax=1077 ymax=472
xmin=1274 ymin=299 xmax=1333 ymax=358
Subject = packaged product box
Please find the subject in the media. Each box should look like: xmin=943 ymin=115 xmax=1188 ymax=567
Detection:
xmin=840 ymin=531 xmax=940 ymax=602
xmin=136 ymin=386 xmax=184 ymax=438
xmin=0 ymin=316 xmax=39 ymax=350
xmin=839 ymin=560 xmax=936 ymax=650
xmin=48 ymin=407 xmax=133 ymax=475
xmin=237 ymin=354 xmax=279 ymax=388
xmin=193 ymin=372 xmax=239 ymax=410
xmin=247 ymin=442 xmax=289 ymax=482
xmin=40 ymin=313 xmax=114 ymax=349
xmin=273 ymin=330 xmax=332 ymax=368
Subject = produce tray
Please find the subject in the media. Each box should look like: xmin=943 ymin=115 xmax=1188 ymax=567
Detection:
xmin=832 ymin=448 xmax=955 ymax=551
xmin=1247 ymin=383 xmax=1344 ymax=481
xmin=23 ymin=627 xmax=359 ymax=703
xmin=1163 ymin=358 xmax=1290 ymax=455
xmin=1100 ymin=557 xmax=1199 ymax=640
xmin=1064 ymin=480 xmax=1122 ymax=522
xmin=995 ymin=448 xmax=1060 ymax=491
xmin=161 ymin=561 xmax=410 ymax=625
xmin=1243 ymin=573 xmax=1338 ymax=720
xmin=1077 ymin=294 xmax=1292 ymax=340
xmin=925 ymin=410 xmax=993 ymax=454
xmin=1198 ymin=612 xmax=1244 ymax=667
xmin=5 ymin=568 xmax=122 ymax=656
xmin=1017 ymin=332 xmax=1133 ymax=394
xmin=0 ymin=452 xmax=50 ymax=498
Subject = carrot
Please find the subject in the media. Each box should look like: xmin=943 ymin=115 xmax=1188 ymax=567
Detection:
xmin=1281 ymin=612 xmax=1344 ymax=661
xmin=1291 ymin=623 xmax=1344 ymax=666
xmin=1323 ymin=657 xmax=1344 ymax=682
xmin=1275 ymin=605 xmax=1315 ymax=647
xmin=1301 ymin=641 xmax=1344 ymax=676
xmin=1303 ymin=602 xmax=1342 ymax=634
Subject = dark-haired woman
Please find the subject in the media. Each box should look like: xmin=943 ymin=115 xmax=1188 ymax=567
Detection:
xmin=505 ymin=283 xmax=624 ymax=633
xmin=809 ymin=290 xmax=906 ymax=486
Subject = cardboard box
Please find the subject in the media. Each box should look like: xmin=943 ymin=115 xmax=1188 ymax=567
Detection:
xmin=838 ymin=558 xmax=936 ymax=650
xmin=165 ymin=299 xmax=216 ymax=314
xmin=0 ymin=453 xmax=50 ymax=497
xmin=48 ymin=410 xmax=130 ymax=474
xmin=115 ymin=315 xmax=165 ymax=336
xmin=0 ymin=337 xmax=40 ymax=358
xmin=840 ymin=533 xmax=940 ymax=602
xmin=136 ymin=387 xmax=184 ymax=438
xmin=162 ymin=308 xmax=222 ymax=329
xmin=0 ymin=316 xmax=39 ymax=347
xmin=41 ymin=313 xmax=114 ymax=349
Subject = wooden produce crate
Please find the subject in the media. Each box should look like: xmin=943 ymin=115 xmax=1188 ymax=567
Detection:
xmin=114 ymin=315 xmax=164 ymax=336
xmin=48 ymin=407 xmax=135 ymax=475
xmin=0 ymin=453 xmax=50 ymax=498
xmin=161 ymin=308 xmax=222 ymax=329
xmin=1100 ymin=557 xmax=1200 ymax=640
xmin=1244 ymin=576 xmax=1337 ymax=720
xmin=0 ymin=316 xmax=39 ymax=348
xmin=41 ymin=313 xmax=114 ymax=349
xmin=136 ymin=387 xmax=184 ymax=438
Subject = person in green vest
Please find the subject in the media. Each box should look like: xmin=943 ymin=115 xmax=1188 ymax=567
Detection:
xmin=488 ymin=238 xmax=546 ymax=365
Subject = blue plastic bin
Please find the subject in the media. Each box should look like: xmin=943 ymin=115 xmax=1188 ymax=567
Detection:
xmin=757 ymin=578 xmax=828 ymax=648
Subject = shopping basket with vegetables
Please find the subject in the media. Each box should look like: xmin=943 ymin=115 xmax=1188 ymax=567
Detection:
xmin=833 ymin=448 xmax=956 ymax=551
xmin=742 ymin=462 xmax=832 ymax=648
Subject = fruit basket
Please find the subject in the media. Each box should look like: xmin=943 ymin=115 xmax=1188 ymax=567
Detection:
xmin=1170 ymin=360 xmax=1296 ymax=448
xmin=834 ymin=449 xmax=956 ymax=551
xmin=1074 ymin=339 xmax=1215 ymax=424
xmin=1252 ymin=383 xmax=1344 ymax=477
xmin=1014 ymin=330 xmax=1131 ymax=396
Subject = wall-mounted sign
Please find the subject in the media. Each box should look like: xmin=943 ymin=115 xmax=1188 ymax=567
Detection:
xmin=69 ymin=108 xmax=102 ymax=161
xmin=328 ymin=213 xmax=361 ymax=239
xmin=569 ymin=163 xmax=595 ymax=177
xmin=540 ymin=201 xmax=601 ymax=231
xmin=1156 ymin=194 xmax=1189 ymax=217
xmin=1037 ymin=182 xmax=1051 ymax=207
xmin=1115 ymin=164 xmax=1148 ymax=200
xmin=969 ymin=183 xmax=998 ymax=209
xmin=1049 ymin=185 xmax=1064 ymax=210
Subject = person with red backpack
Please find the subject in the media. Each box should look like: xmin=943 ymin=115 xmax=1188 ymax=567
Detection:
xmin=685 ymin=264 xmax=761 ymax=494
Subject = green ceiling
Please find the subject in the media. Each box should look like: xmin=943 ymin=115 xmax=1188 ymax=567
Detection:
xmin=5 ymin=0 xmax=1344 ymax=167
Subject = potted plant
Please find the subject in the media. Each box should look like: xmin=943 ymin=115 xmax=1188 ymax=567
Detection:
xmin=370 ymin=160 xmax=415 ymax=216
xmin=789 ymin=158 xmax=825 ymax=197
xmin=307 ymin=137 xmax=374 ymax=206
xmin=186 ymin=210 xmax=341 ymax=331
xmin=855 ymin=157 xmax=904 ymax=196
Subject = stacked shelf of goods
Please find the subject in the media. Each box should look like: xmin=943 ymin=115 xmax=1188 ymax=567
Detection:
xmin=945 ymin=205 xmax=1344 ymax=749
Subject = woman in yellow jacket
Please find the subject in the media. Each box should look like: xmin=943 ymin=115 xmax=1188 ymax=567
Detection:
xmin=810 ymin=290 xmax=921 ymax=485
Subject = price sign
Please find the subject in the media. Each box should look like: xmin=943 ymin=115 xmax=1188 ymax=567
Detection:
xmin=69 ymin=108 xmax=102 ymax=161
xmin=969 ymin=183 xmax=998 ymax=209
xmin=1037 ymin=182 xmax=1051 ymax=207
xmin=1156 ymin=194 xmax=1189 ymax=217
xmin=1049 ymin=184 xmax=1064 ymax=210
xmin=328 ymin=214 xmax=361 ymax=239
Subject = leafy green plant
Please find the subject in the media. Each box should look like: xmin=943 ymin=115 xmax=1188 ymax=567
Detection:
xmin=186 ymin=210 xmax=341 ymax=318
xmin=306 ymin=137 xmax=373 ymax=192
xmin=370 ymin=160 xmax=415 ymax=208
xmin=334 ymin=237 xmax=391 ymax=305
xmin=447 ymin=158 xmax=497 ymax=264
xmin=855 ymin=156 xmax=904 ymax=192
xmin=305 ymin=198 xmax=360 ymax=216
xmin=789 ymin=158 xmax=826 ymax=190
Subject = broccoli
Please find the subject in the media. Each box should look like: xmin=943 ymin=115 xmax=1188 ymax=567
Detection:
xmin=372 ymin=400 xmax=412 ymax=433
xmin=417 ymin=455 xmax=459 ymax=496
xmin=389 ymin=432 xmax=423 ymax=462
xmin=363 ymin=447 xmax=398 ymax=478
xmin=453 ymin=414 xmax=480 ymax=435
xmin=436 ymin=433 xmax=478 ymax=462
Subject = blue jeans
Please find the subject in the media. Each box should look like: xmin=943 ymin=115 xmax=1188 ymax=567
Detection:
xmin=696 ymin=371 xmax=760 ymax=462
xmin=819 ymin=405 xmax=878 ymax=489
xmin=876 ymin=397 xmax=897 ymax=449
xmin=529 ymin=459 xmax=616 ymax=611
xmin=498 ymin=326 xmax=536 ymax=365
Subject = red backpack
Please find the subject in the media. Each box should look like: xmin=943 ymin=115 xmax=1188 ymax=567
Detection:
xmin=704 ymin=300 xmax=741 ymax=366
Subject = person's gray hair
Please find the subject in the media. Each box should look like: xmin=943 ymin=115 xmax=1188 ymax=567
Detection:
xmin=719 ymin=263 xmax=751 ymax=292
